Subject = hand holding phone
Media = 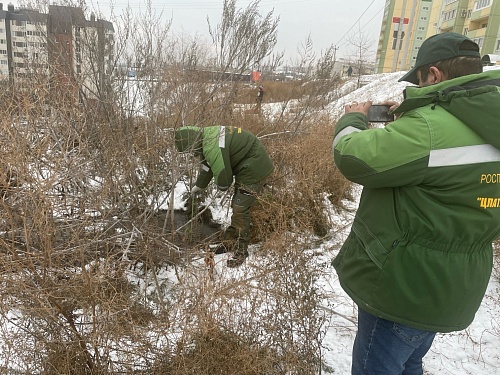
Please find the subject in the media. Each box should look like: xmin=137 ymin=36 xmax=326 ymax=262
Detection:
xmin=367 ymin=104 xmax=394 ymax=123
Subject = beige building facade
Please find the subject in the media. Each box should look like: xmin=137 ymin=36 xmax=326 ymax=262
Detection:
xmin=376 ymin=0 xmax=500 ymax=73
xmin=0 ymin=3 xmax=114 ymax=101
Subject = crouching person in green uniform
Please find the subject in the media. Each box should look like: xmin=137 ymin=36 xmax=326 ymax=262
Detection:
xmin=175 ymin=125 xmax=274 ymax=267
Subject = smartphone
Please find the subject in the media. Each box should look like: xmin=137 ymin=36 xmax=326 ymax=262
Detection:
xmin=367 ymin=104 xmax=394 ymax=123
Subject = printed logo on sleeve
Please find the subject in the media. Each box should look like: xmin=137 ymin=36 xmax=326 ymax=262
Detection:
xmin=480 ymin=174 xmax=500 ymax=184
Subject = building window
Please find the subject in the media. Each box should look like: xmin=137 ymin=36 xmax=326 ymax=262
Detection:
xmin=496 ymin=40 xmax=500 ymax=50
xmin=474 ymin=0 xmax=491 ymax=11
xmin=444 ymin=10 xmax=456 ymax=21
xmin=421 ymin=17 xmax=427 ymax=21
xmin=474 ymin=38 xmax=484 ymax=48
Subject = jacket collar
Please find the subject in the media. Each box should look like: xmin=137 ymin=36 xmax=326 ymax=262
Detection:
xmin=394 ymin=70 xmax=500 ymax=114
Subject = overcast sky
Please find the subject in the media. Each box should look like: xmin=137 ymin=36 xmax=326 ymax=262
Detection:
xmin=14 ymin=0 xmax=386 ymax=62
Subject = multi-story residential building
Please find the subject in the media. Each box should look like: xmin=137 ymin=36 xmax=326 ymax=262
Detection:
xmin=376 ymin=0 xmax=433 ymax=73
xmin=375 ymin=0 xmax=500 ymax=74
xmin=47 ymin=5 xmax=114 ymax=102
xmin=0 ymin=3 xmax=114 ymax=101
xmin=0 ymin=3 xmax=48 ymax=80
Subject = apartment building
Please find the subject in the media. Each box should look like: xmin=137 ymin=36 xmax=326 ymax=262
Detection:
xmin=375 ymin=0 xmax=500 ymax=74
xmin=0 ymin=3 xmax=114 ymax=100
xmin=0 ymin=3 xmax=48 ymax=78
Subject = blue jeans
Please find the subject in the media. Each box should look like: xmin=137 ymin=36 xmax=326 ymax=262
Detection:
xmin=352 ymin=307 xmax=436 ymax=375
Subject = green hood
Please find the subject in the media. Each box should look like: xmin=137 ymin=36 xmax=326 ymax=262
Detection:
xmin=394 ymin=70 xmax=500 ymax=148
xmin=174 ymin=126 xmax=203 ymax=153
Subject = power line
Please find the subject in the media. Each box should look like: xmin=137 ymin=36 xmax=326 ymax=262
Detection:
xmin=334 ymin=0 xmax=376 ymax=47
xmin=90 ymin=0 xmax=311 ymax=11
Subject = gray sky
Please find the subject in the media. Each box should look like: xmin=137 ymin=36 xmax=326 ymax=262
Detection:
xmin=14 ymin=0 xmax=386 ymax=62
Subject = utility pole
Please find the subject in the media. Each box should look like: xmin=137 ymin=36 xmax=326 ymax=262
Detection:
xmin=333 ymin=45 xmax=339 ymax=74
xmin=400 ymin=0 xmax=418 ymax=72
xmin=391 ymin=0 xmax=408 ymax=72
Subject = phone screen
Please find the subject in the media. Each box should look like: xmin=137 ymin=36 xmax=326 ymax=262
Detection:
xmin=367 ymin=105 xmax=394 ymax=123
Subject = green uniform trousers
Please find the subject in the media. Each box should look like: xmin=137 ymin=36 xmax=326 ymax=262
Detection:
xmin=223 ymin=181 xmax=264 ymax=253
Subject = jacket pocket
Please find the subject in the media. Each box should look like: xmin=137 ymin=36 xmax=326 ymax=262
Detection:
xmin=351 ymin=218 xmax=392 ymax=269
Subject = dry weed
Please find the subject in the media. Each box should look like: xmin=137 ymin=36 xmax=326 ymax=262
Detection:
xmin=0 ymin=31 xmax=348 ymax=375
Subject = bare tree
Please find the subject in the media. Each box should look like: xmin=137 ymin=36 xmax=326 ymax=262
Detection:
xmin=205 ymin=0 xmax=279 ymax=120
xmin=316 ymin=44 xmax=338 ymax=80
xmin=208 ymin=0 xmax=279 ymax=74
xmin=347 ymin=27 xmax=375 ymax=88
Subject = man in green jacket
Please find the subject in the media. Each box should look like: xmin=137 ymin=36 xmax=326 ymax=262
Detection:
xmin=332 ymin=32 xmax=500 ymax=374
xmin=175 ymin=125 xmax=274 ymax=267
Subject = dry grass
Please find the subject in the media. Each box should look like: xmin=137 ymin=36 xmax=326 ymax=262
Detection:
xmin=0 ymin=65 xmax=350 ymax=374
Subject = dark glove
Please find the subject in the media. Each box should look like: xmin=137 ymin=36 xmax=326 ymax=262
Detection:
xmin=191 ymin=186 xmax=203 ymax=194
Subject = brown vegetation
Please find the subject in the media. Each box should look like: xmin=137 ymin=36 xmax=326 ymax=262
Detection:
xmin=0 ymin=1 xmax=356 ymax=373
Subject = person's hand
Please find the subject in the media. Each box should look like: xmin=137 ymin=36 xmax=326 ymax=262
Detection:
xmin=182 ymin=185 xmax=204 ymax=202
xmin=191 ymin=185 xmax=203 ymax=195
xmin=345 ymin=101 xmax=372 ymax=116
xmin=381 ymin=100 xmax=399 ymax=113
xmin=381 ymin=100 xmax=401 ymax=120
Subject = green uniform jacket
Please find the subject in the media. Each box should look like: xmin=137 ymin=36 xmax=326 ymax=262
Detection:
xmin=332 ymin=70 xmax=500 ymax=332
xmin=175 ymin=125 xmax=274 ymax=190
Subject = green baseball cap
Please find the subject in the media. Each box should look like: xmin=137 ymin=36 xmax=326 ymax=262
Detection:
xmin=398 ymin=32 xmax=480 ymax=84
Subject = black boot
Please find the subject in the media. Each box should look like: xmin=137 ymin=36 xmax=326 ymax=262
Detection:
xmin=213 ymin=242 xmax=232 ymax=254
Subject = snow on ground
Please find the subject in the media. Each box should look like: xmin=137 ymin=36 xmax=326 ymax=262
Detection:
xmin=326 ymin=71 xmax=410 ymax=120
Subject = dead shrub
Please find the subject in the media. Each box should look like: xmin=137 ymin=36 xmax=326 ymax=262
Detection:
xmin=0 ymin=87 xmax=347 ymax=374
xmin=493 ymin=242 xmax=500 ymax=282
xmin=43 ymin=341 xmax=93 ymax=375
xmin=0 ymin=2 xmax=348 ymax=369
xmin=154 ymin=326 xmax=280 ymax=375
xmin=248 ymin=121 xmax=352 ymax=242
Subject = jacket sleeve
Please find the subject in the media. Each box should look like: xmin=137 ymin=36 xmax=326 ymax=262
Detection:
xmin=213 ymin=147 xmax=233 ymax=190
xmin=333 ymin=111 xmax=432 ymax=188
xmin=195 ymin=160 xmax=213 ymax=189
